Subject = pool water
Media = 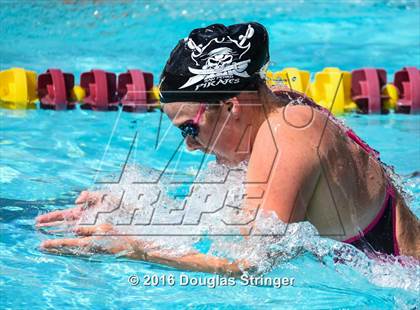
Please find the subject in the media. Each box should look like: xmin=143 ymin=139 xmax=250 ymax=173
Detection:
xmin=1 ymin=1 xmax=419 ymax=309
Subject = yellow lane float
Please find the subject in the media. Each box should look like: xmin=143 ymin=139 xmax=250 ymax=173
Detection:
xmin=70 ymin=85 xmax=86 ymax=102
xmin=0 ymin=68 xmax=38 ymax=109
xmin=151 ymin=86 xmax=161 ymax=108
xmin=310 ymin=67 xmax=356 ymax=115
xmin=275 ymin=67 xmax=312 ymax=96
xmin=382 ymin=83 xmax=398 ymax=111
xmin=0 ymin=66 xmax=417 ymax=114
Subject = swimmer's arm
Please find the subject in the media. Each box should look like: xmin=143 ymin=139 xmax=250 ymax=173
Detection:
xmin=40 ymin=228 xmax=248 ymax=275
xmin=131 ymin=248 xmax=249 ymax=276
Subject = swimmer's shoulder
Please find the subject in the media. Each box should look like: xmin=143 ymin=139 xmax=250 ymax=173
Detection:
xmin=257 ymin=105 xmax=327 ymax=146
xmin=249 ymin=105 xmax=325 ymax=172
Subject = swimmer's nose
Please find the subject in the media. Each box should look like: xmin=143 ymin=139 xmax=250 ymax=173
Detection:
xmin=185 ymin=136 xmax=203 ymax=151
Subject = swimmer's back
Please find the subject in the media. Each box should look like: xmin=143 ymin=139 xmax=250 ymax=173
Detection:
xmin=249 ymin=105 xmax=388 ymax=240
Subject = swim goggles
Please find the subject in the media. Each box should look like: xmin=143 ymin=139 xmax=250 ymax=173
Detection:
xmin=178 ymin=103 xmax=206 ymax=140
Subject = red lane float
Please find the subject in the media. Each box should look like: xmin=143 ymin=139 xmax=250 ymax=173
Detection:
xmin=38 ymin=69 xmax=75 ymax=110
xmin=80 ymin=69 xmax=119 ymax=111
xmin=394 ymin=67 xmax=420 ymax=114
xmin=3 ymin=66 xmax=418 ymax=114
xmin=351 ymin=68 xmax=388 ymax=114
xmin=118 ymin=69 xmax=154 ymax=112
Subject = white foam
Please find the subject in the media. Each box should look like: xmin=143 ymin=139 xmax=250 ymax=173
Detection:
xmin=74 ymin=161 xmax=418 ymax=292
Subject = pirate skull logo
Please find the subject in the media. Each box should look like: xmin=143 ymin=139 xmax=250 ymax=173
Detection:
xmin=178 ymin=24 xmax=255 ymax=89
xmin=203 ymin=47 xmax=235 ymax=71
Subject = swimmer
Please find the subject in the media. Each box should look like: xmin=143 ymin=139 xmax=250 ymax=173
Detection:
xmin=36 ymin=22 xmax=420 ymax=274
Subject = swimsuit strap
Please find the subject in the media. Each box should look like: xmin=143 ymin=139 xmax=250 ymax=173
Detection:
xmin=387 ymin=183 xmax=400 ymax=256
xmin=346 ymin=129 xmax=380 ymax=159
xmin=272 ymin=87 xmax=381 ymax=159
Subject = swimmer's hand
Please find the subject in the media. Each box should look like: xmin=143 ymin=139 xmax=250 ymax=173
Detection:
xmin=38 ymin=190 xmax=252 ymax=276
xmin=35 ymin=191 xmax=105 ymax=228
xmin=40 ymin=222 xmax=250 ymax=276
xmin=40 ymin=223 xmax=141 ymax=257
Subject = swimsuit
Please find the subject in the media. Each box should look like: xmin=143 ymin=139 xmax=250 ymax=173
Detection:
xmin=274 ymin=88 xmax=400 ymax=256
xmin=343 ymin=129 xmax=400 ymax=256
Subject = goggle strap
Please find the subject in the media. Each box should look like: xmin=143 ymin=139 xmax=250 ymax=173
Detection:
xmin=193 ymin=103 xmax=206 ymax=124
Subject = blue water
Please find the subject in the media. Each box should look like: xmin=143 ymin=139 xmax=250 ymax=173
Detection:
xmin=1 ymin=1 xmax=420 ymax=309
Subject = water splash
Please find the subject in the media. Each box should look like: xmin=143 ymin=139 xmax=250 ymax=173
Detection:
xmin=74 ymin=161 xmax=419 ymax=292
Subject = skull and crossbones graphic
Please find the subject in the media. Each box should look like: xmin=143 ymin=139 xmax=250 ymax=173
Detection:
xmin=179 ymin=24 xmax=255 ymax=90
xmin=203 ymin=47 xmax=234 ymax=72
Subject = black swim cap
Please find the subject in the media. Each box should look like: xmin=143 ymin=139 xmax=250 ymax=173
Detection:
xmin=159 ymin=22 xmax=270 ymax=103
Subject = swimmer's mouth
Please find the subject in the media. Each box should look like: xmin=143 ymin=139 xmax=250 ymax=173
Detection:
xmin=215 ymin=154 xmax=228 ymax=165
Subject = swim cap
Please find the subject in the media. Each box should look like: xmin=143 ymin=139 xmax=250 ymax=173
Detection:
xmin=159 ymin=22 xmax=269 ymax=103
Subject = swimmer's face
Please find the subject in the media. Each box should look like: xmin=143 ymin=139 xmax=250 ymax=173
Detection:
xmin=163 ymin=99 xmax=251 ymax=166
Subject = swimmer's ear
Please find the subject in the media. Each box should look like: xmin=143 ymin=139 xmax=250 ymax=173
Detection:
xmin=224 ymin=97 xmax=240 ymax=119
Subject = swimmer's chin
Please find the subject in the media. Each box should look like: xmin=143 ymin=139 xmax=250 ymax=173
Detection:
xmin=216 ymin=155 xmax=230 ymax=166
xmin=216 ymin=155 xmax=241 ymax=167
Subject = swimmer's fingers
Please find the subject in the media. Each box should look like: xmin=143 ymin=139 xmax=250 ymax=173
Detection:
xmin=73 ymin=224 xmax=114 ymax=236
xmin=36 ymin=220 xmax=77 ymax=230
xmin=41 ymin=238 xmax=88 ymax=249
xmin=40 ymin=235 xmax=132 ymax=256
xmin=75 ymin=191 xmax=90 ymax=204
xmin=75 ymin=191 xmax=105 ymax=206
xmin=35 ymin=207 xmax=82 ymax=224
xmin=40 ymin=237 xmax=101 ymax=255
xmin=35 ymin=210 xmax=67 ymax=224
xmin=37 ymin=192 xmax=109 ymax=225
